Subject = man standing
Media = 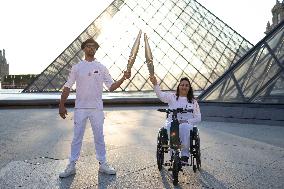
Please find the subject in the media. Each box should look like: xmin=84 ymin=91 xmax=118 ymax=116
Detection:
xmin=59 ymin=38 xmax=130 ymax=178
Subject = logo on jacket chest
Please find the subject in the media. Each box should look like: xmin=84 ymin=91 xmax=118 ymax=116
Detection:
xmin=88 ymin=70 xmax=99 ymax=76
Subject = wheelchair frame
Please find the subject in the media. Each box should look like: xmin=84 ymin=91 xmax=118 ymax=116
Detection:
xmin=156 ymin=108 xmax=201 ymax=186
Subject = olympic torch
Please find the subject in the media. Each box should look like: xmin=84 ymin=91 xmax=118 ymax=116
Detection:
xmin=127 ymin=30 xmax=142 ymax=73
xmin=144 ymin=33 xmax=154 ymax=76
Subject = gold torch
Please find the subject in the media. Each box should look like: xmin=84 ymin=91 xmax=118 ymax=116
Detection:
xmin=127 ymin=30 xmax=142 ymax=73
xmin=144 ymin=33 xmax=154 ymax=76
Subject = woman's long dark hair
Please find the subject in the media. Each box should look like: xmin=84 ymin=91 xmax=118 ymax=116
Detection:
xmin=176 ymin=77 xmax=194 ymax=103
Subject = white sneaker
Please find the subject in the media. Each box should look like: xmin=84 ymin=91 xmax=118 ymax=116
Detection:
xmin=99 ymin=162 xmax=116 ymax=175
xmin=59 ymin=162 xmax=76 ymax=178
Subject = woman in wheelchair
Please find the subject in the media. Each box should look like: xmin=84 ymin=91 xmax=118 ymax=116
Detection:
xmin=150 ymin=76 xmax=201 ymax=164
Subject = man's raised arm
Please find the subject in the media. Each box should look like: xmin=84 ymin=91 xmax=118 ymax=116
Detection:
xmin=109 ymin=71 xmax=131 ymax=92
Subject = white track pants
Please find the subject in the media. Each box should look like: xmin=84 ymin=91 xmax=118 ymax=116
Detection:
xmin=69 ymin=109 xmax=106 ymax=163
xmin=165 ymin=122 xmax=193 ymax=157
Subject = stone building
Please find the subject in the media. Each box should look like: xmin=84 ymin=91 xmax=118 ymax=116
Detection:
xmin=0 ymin=49 xmax=9 ymax=81
xmin=265 ymin=0 xmax=284 ymax=34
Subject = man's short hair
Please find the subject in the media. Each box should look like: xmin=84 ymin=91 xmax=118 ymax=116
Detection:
xmin=81 ymin=38 xmax=100 ymax=50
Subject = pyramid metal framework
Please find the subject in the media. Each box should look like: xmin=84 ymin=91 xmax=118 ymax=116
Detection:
xmin=23 ymin=0 xmax=252 ymax=93
xmin=199 ymin=21 xmax=284 ymax=104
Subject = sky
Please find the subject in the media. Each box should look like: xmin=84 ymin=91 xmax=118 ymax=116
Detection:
xmin=0 ymin=0 xmax=276 ymax=75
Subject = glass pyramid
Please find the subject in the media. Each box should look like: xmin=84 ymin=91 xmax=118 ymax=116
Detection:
xmin=23 ymin=0 xmax=252 ymax=93
xmin=199 ymin=20 xmax=284 ymax=104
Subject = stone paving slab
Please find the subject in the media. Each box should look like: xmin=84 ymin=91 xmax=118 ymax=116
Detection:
xmin=230 ymin=156 xmax=284 ymax=189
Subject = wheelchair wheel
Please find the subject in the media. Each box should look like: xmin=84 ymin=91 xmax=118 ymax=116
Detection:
xmin=189 ymin=130 xmax=193 ymax=154
xmin=172 ymin=155 xmax=180 ymax=186
xmin=156 ymin=145 xmax=164 ymax=170
xmin=191 ymin=154 xmax=197 ymax=172
xmin=196 ymin=137 xmax=201 ymax=170
xmin=193 ymin=164 xmax=197 ymax=172
xmin=156 ymin=131 xmax=165 ymax=170
xmin=190 ymin=127 xmax=201 ymax=172
xmin=197 ymin=151 xmax=201 ymax=170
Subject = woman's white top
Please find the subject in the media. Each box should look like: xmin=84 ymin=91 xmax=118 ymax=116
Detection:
xmin=154 ymin=85 xmax=201 ymax=126
xmin=64 ymin=60 xmax=114 ymax=110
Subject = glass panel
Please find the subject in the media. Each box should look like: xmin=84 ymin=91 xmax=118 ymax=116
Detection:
xmin=155 ymin=63 xmax=168 ymax=78
xmin=192 ymin=73 xmax=207 ymax=89
xmin=203 ymin=82 xmax=224 ymax=101
xmin=221 ymin=76 xmax=243 ymax=102
xmin=252 ymin=73 xmax=284 ymax=103
xmin=163 ymin=73 xmax=178 ymax=89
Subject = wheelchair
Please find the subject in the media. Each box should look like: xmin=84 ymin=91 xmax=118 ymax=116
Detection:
xmin=156 ymin=108 xmax=201 ymax=186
